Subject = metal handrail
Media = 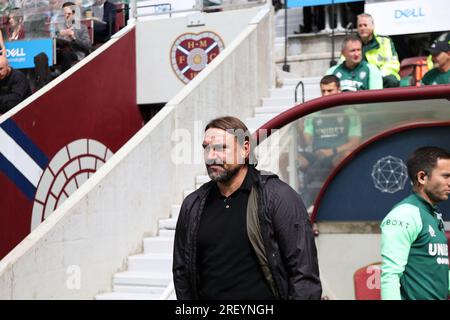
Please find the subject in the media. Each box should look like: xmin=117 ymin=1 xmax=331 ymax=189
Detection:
xmin=345 ymin=22 xmax=353 ymax=36
xmin=294 ymin=80 xmax=304 ymax=104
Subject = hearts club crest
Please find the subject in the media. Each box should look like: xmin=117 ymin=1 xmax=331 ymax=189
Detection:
xmin=170 ymin=31 xmax=225 ymax=84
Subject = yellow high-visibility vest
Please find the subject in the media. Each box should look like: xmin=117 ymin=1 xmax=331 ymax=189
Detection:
xmin=364 ymin=34 xmax=400 ymax=80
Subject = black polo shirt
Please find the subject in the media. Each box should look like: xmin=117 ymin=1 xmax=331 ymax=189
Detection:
xmin=197 ymin=167 xmax=275 ymax=300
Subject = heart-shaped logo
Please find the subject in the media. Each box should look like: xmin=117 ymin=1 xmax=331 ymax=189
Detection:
xmin=170 ymin=31 xmax=225 ymax=84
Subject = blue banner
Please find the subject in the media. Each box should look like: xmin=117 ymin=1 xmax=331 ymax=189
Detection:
xmin=287 ymin=0 xmax=363 ymax=8
xmin=5 ymin=38 xmax=54 ymax=69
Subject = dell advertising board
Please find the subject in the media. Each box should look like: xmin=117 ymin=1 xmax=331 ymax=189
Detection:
xmin=365 ymin=0 xmax=450 ymax=36
xmin=5 ymin=38 xmax=54 ymax=69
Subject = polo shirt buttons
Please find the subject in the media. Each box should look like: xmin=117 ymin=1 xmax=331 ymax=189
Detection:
xmin=224 ymin=197 xmax=230 ymax=208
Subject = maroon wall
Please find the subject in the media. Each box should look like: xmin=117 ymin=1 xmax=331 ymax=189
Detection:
xmin=0 ymin=28 xmax=143 ymax=259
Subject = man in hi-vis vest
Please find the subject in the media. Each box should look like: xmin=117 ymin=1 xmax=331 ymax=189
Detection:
xmin=357 ymin=13 xmax=400 ymax=88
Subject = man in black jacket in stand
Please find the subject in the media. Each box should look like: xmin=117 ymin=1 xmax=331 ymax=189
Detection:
xmin=0 ymin=56 xmax=31 ymax=114
xmin=173 ymin=116 xmax=322 ymax=300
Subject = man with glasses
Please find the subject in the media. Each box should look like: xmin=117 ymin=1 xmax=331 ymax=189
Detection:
xmin=381 ymin=146 xmax=450 ymax=300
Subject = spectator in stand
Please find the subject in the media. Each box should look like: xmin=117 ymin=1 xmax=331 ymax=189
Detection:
xmin=357 ymin=13 xmax=400 ymax=88
xmin=0 ymin=0 xmax=12 ymax=16
xmin=7 ymin=8 xmax=25 ymax=41
xmin=327 ymin=35 xmax=382 ymax=91
xmin=421 ymin=38 xmax=450 ymax=85
xmin=55 ymin=2 xmax=92 ymax=72
xmin=49 ymin=0 xmax=64 ymax=38
xmin=299 ymin=5 xmax=324 ymax=33
xmin=0 ymin=55 xmax=31 ymax=114
xmin=91 ymin=0 xmax=116 ymax=43
xmin=0 ymin=0 xmax=6 ymax=55
xmin=272 ymin=0 xmax=282 ymax=11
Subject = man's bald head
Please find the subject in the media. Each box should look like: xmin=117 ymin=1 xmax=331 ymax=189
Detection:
xmin=0 ymin=56 xmax=11 ymax=80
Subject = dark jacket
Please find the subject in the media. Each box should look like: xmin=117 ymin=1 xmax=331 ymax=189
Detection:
xmin=93 ymin=1 xmax=117 ymax=42
xmin=173 ymin=167 xmax=322 ymax=300
xmin=0 ymin=68 xmax=31 ymax=114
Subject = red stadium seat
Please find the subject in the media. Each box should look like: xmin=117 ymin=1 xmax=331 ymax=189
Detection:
xmin=399 ymin=56 xmax=428 ymax=86
xmin=354 ymin=262 xmax=381 ymax=300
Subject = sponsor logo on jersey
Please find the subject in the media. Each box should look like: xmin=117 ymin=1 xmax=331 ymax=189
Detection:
xmin=383 ymin=219 xmax=410 ymax=228
xmin=428 ymin=243 xmax=448 ymax=258
xmin=428 ymin=225 xmax=436 ymax=237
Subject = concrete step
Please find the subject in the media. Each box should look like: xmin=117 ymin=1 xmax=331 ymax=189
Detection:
xmin=128 ymin=253 xmax=172 ymax=272
xmin=158 ymin=218 xmax=177 ymax=230
xmin=171 ymin=204 xmax=181 ymax=220
xmin=95 ymin=292 xmax=161 ymax=300
xmin=113 ymin=284 xmax=166 ymax=295
xmin=269 ymin=87 xmax=319 ymax=99
xmin=159 ymin=229 xmax=175 ymax=238
xmin=254 ymin=113 xmax=280 ymax=120
xmin=245 ymin=117 xmax=270 ymax=133
xmin=254 ymin=106 xmax=292 ymax=115
xmin=269 ymin=87 xmax=296 ymax=98
xmin=262 ymin=97 xmax=294 ymax=107
xmin=143 ymin=237 xmax=174 ymax=254
xmin=114 ymin=271 xmax=172 ymax=287
xmin=282 ymin=77 xmax=322 ymax=86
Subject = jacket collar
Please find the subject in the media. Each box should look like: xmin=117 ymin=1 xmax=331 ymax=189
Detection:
xmin=195 ymin=166 xmax=278 ymax=200
xmin=411 ymin=192 xmax=438 ymax=213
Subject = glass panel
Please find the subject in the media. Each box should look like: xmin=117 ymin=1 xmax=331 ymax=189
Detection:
xmin=255 ymin=98 xmax=450 ymax=213
xmin=1 ymin=0 xmax=127 ymax=40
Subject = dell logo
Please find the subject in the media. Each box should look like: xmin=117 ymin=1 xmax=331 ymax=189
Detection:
xmin=395 ymin=8 xmax=425 ymax=19
xmin=6 ymin=48 xmax=26 ymax=58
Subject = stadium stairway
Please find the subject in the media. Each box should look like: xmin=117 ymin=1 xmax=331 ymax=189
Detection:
xmin=244 ymin=76 xmax=322 ymax=133
xmin=94 ymin=175 xmax=210 ymax=300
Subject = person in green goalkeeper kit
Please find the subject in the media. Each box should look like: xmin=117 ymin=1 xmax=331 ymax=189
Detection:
xmin=381 ymin=146 xmax=450 ymax=300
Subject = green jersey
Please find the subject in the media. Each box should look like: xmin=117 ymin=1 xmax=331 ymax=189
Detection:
xmin=327 ymin=60 xmax=383 ymax=91
xmin=381 ymin=193 xmax=449 ymax=300
xmin=421 ymin=68 xmax=450 ymax=85
xmin=303 ymin=108 xmax=362 ymax=151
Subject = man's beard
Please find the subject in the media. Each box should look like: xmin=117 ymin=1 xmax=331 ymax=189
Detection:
xmin=206 ymin=164 xmax=243 ymax=183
